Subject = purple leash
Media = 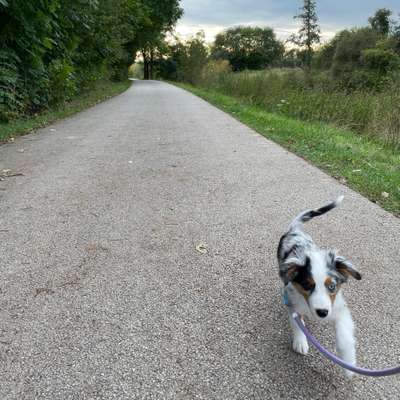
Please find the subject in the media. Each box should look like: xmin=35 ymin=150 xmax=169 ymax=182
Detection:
xmin=292 ymin=313 xmax=400 ymax=377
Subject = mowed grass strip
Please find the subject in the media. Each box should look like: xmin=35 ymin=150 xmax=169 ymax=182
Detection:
xmin=0 ymin=80 xmax=131 ymax=142
xmin=176 ymin=83 xmax=400 ymax=216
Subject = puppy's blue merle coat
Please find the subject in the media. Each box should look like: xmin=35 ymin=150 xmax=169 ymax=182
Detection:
xmin=278 ymin=196 xmax=361 ymax=377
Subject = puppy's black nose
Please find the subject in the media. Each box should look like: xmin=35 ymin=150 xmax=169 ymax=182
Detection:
xmin=316 ymin=309 xmax=329 ymax=318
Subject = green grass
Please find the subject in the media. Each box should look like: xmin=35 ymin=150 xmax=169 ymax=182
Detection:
xmin=176 ymin=83 xmax=400 ymax=216
xmin=197 ymin=69 xmax=400 ymax=148
xmin=0 ymin=79 xmax=131 ymax=142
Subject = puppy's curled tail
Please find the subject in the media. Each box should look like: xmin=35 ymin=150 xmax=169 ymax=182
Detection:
xmin=289 ymin=196 xmax=344 ymax=230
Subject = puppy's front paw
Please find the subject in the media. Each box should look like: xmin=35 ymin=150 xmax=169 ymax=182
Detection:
xmin=292 ymin=335 xmax=309 ymax=355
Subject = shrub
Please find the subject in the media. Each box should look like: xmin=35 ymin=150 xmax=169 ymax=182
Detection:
xmin=0 ymin=49 xmax=23 ymax=122
xmin=47 ymin=59 xmax=77 ymax=104
xmin=361 ymin=48 xmax=400 ymax=73
xmin=331 ymin=27 xmax=381 ymax=82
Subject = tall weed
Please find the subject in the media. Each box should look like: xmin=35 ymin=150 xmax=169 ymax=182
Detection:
xmin=197 ymin=69 xmax=400 ymax=148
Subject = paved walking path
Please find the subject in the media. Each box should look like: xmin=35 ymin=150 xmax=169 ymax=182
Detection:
xmin=0 ymin=81 xmax=399 ymax=399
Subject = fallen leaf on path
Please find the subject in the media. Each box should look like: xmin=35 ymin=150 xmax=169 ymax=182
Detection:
xmin=196 ymin=244 xmax=208 ymax=254
xmin=34 ymin=288 xmax=55 ymax=297
xmin=0 ymin=169 xmax=24 ymax=180
xmin=85 ymin=243 xmax=109 ymax=252
xmin=58 ymin=280 xmax=79 ymax=288
xmin=17 ymin=148 xmax=25 ymax=153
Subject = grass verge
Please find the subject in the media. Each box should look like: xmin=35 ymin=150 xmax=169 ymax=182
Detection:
xmin=0 ymin=79 xmax=131 ymax=142
xmin=176 ymin=83 xmax=400 ymax=216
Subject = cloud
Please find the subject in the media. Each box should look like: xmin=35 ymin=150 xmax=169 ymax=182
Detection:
xmin=176 ymin=0 xmax=400 ymax=42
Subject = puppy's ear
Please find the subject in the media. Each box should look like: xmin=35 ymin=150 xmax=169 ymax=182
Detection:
xmin=280 ymin=257 xmax=303 ymax=284
xmin=335 ymin=256 xmax=361 ymax=281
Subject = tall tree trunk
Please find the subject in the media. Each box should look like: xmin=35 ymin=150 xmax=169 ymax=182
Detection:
xmin=150 ymin=49 xmax=154 ymax=80
xmin=142 ymin=51 xmax=149 ymax=80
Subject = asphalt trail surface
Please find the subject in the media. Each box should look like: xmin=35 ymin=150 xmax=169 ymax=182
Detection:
xmin=0 ymin=81 xmax=399 ymax=399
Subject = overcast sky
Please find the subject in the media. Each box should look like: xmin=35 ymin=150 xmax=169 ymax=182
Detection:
xmin=176 ymin=0 xmax=400 ymax=42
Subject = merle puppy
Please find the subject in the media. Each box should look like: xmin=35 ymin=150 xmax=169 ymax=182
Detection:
xmin=277 ymin=196 xmax=361 ymax=377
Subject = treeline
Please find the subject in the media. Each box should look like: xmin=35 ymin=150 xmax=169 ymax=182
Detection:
xmin=154 ymin=27 xmax=284 ymax=83
xmin=155 ymin=7 xmax=400 ymax=92
xmin=0 ymin=0 xmax=182 ymax=121
xmin=311 ymin=9 xmax=400 ymax=90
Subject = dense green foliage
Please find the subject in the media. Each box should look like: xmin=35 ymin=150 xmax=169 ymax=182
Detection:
xmin=170 ymin=32 xmax=209 ymax=84
xmin=369 ymin=8 xmax=392 ymax=36
xmin=0 ymin=0 xmax=182 ymax=121
xmin=147 ymin=31 xmax=210 ymax=83
xmin=133 ymin=0 xmax=182 ymax=79
xmin=211 ymin=26 xmax=283 ymax=71
xmin=311 ymin=9 xmax=400 ymax=90
xmin=154 ymin=26 xmax=283 ymax=81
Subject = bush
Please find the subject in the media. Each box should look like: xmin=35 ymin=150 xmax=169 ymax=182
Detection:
xmin=0 ymin=49 xmax=23 ymax=122
xmin=47 ymin=59 xmax=77 ymax=104
xmin=331 ymin=28 xmax=381 ymax=78
xmin=361 ymin=48 xmax=400 ymax=73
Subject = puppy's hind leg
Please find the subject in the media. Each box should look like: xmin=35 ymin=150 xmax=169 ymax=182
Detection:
xmin=289 ymin=312 xmax=309 ymax=355
xmin=335 ymin=306 xmax=356 ymax=378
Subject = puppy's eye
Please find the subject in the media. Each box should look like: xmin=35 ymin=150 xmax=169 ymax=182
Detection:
xmin=327 ymin=282 xmax=337 ymax=292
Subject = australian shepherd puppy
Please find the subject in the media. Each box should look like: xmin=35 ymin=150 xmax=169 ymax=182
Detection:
xmin=277 ymin=196 xmax=361 ymax=377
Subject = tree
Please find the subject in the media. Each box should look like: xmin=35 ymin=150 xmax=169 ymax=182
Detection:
xmin=133 ymin=0 xmax=183 ymax=79
xmin=313 ymin=30 xmax=348 ymax=70
xmin=173 ymin=32 xmax=209 ymax=83
xmin=369 ymin=8 xmax=392 ymax=36
xmin=155 ymin=32 xmax=209 ymax=83
xmin=290 ymin=0 xmax=321 ymax=70
xmin=211 ymin=26 xmax=283 ymax=71
xmin=331 ymin=28 xmax=380 ymax=76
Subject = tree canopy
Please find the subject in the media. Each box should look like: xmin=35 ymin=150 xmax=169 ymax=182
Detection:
xmin=211 ymin=26 xmax=283 ymax=71
xmin=369 ymin=8 xmax=392 ymax=36
xmin=0 ymin=0 xmax=182 ymax=121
